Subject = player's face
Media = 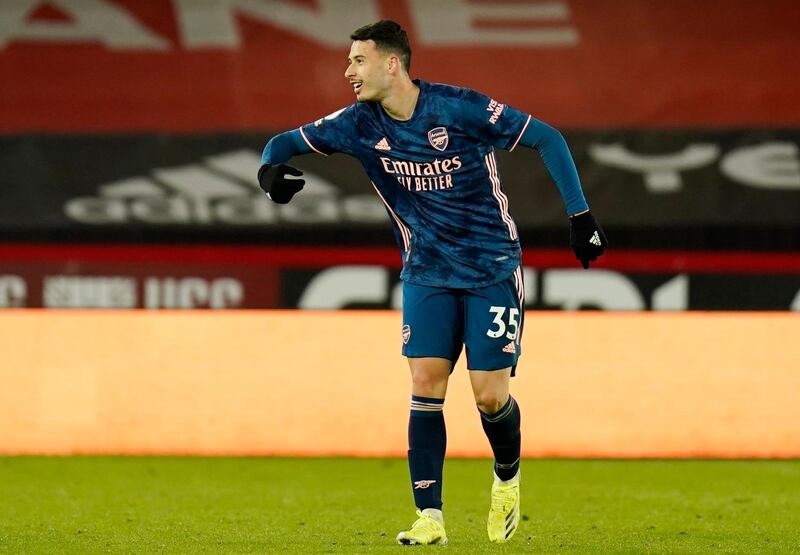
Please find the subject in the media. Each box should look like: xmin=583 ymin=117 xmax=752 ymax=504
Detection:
xmin=345 ymin=40 xmax=391 ymax=102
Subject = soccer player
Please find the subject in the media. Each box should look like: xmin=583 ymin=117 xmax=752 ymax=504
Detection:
xmin=257 ymin=20 xmax=605 ymax=545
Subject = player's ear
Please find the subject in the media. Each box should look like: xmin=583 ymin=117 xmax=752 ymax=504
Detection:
xmin=387 ymin=54 xmax=399 ymax=74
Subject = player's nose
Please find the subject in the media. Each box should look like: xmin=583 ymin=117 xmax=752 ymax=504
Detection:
xmin=344 ymin=64 xmax=355 ymax=79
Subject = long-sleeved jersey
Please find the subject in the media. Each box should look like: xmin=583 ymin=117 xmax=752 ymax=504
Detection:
xmin=263 ymin=79 xmax=588 ymax=288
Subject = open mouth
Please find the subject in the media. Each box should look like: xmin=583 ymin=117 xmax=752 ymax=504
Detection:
xmin=352 ymin=81 xmax=363 ymax=94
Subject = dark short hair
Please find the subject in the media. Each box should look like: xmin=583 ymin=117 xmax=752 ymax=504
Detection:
xmin=350 ymin=20 xmax=411 ymax=72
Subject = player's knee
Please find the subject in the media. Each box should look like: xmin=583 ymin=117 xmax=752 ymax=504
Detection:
xmin=411 ymin=372 xmax=448 ymax=397
xmin=474 ymin=391 xmax=507 ymax=415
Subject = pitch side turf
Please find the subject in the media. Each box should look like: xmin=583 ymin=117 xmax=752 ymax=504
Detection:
xmin=1 ymin=458 xmax=798 ymax=553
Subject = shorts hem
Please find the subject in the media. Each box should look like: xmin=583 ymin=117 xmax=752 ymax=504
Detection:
xmin=466 ymin=361 xmax=518 ymax=372
xmin=404 ymin=354 xmax=456 ymax=362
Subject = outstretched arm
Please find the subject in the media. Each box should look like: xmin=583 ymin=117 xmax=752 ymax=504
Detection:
xmin=516 ymin=118 xmax=607 ymax=268
xmin=258 ymin=129 xmax=313 ymax=203
xmin=259 ymin=105 xmax=357 ymax=203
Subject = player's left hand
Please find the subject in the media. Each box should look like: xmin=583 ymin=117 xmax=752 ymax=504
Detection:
xmin=569 ymin=210 xmax=607 ymax=269
xmin=258 ymin=163 xmax=305 ymax=204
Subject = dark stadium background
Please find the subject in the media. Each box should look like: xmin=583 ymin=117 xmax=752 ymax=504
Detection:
xmin=1 ymin=0 xmax=798 ymax=311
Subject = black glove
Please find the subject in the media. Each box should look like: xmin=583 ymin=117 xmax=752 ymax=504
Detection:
xmin=257 ymin=163 xmax=305 ymax=204
xmin=569 ymin=210 xmax=607 ymax=269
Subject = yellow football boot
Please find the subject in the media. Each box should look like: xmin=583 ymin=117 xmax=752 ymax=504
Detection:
xmin=396 ymin=509 xmax=448 ymax=546
xmin=487 ymin=470 xmax=520 ymax=543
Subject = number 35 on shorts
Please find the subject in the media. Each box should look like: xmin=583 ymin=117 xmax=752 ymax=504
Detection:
xmin=486 ymin=306 xmax=519 ymax=340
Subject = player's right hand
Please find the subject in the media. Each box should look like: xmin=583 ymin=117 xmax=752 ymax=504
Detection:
xmin=257 ymin=163 xmax=305 ymax=204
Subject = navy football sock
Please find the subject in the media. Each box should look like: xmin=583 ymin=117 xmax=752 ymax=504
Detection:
xmin=407 ymin=395 xmax=446 ymax=510
xmin=479 ymin=396 xmax=521 ymax=481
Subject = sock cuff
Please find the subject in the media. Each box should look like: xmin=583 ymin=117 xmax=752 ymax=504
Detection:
xmin=412 ymin=395 xmax=445 ymax=404
xmin=411 ymin=395 xmax=444 ymax=416
xmin=479 ymin=396 xmax=516 ymax=423
xmin=495 ymin=457 xmax=520 ymax=470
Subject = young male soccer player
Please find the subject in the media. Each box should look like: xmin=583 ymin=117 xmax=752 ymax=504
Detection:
xmin=257 ymin=20 xmax=606 ymax=545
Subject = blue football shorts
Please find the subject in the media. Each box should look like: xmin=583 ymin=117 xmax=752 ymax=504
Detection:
xmin=401 ymin=267 xmax=525 ymax=374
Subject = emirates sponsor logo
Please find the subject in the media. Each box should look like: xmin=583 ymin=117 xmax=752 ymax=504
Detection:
xmin=379 ymin=156 xmax=462 ymax=176
xmin=379 ymin=155 xmax=463 ymax=192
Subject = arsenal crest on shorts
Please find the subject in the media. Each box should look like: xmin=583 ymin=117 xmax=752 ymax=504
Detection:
xmin=402 ymin=325 xmax=411 ymax=344
xmin=427 ymin=127 xmax=449 ymax=152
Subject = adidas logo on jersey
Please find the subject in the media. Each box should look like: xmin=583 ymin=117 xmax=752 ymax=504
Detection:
xmin=590 ymin=231 xmax=602 ymax=246
xmin=374 ymin=137 xmax=391 ymax=151
xmin=502 ymin=341 xmax=516 ymax=354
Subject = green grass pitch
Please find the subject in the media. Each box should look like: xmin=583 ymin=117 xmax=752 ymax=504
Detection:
xmin=1 ymin=457 xmax=799 ymax=553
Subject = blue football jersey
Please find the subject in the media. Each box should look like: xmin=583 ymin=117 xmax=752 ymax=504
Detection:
xmin=300 ymin=80 xmax=532 ymax=289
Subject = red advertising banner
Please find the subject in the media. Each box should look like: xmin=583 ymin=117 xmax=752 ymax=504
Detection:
xmin=2 ymin=244 xmax=799 ymax=309
xmin=0 ymin=259 xmax=280 ymax=309
xmin=1 ymin=0 xmax=798 ymax=132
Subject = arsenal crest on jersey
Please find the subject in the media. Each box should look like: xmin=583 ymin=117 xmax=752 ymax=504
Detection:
xmin=428 ymin=127 xmax=449 ymax=152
